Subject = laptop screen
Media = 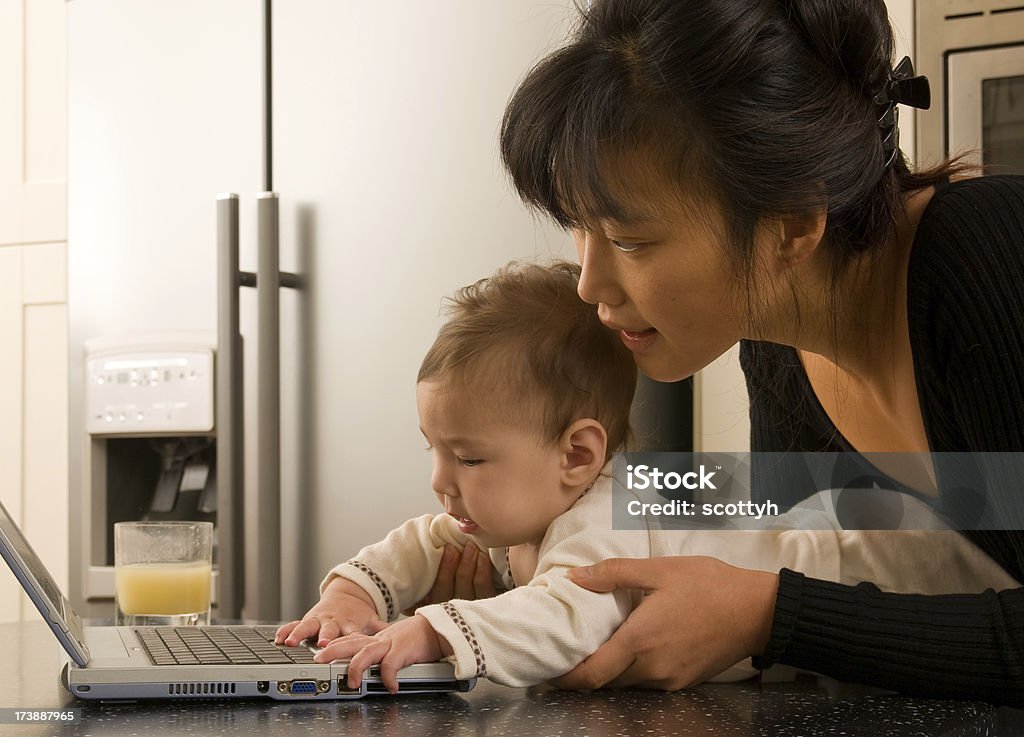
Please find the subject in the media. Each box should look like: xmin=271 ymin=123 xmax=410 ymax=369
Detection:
xmin=0 ymin=498 xmax=89 ymax=664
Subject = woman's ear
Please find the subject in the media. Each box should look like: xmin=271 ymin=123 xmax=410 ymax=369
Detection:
xmin=765 ymin=207 xmax=828 ymax=274
xmin=559 ymin=419 xmax=608 ymax=489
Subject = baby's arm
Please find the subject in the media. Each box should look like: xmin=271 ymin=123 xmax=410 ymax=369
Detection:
xmin=416 ymin=557 xmax=639 ymax=686
xmin=278 ymin=514 xmax=476 ymax=647
xmin=315 ymin=561 xmax=635 ymax=690
xmin=317 ymin=539 xmax=643 ymax=688
xmin=416 ymin=486 xmax=650 ymax=687
xmin=714 ymin=491 xmax=1019 ymax=594
xmin=325 ymin=514 xmax=480 ymax=620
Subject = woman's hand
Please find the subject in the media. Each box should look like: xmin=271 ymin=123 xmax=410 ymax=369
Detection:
xmin=275 ymin=576 xmax=387 ymax=648
xmin=401 ymin=543 xmax=497 ymax=615
xmin=550 ymin=556 xmax=779 ymax=690
xmin=314 ymin=615 xmax=450 ymax=693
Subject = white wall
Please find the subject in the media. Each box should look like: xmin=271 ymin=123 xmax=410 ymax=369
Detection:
xmin=0 ymin=0 xmax=69 ymax=623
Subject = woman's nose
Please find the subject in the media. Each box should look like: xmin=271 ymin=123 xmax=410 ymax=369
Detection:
xmin=574 ymin=230 xmax=621 ymax=307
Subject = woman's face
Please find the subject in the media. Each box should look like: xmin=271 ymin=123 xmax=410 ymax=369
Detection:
xmin=573 ymin=188 xmax=749 ymax=382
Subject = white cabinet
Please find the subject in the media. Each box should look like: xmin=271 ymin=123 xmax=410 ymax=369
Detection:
xmin=0 ymin=0 xmax=67 ymax=246
xmin=0 ymin=0 xmax=69 ymax=622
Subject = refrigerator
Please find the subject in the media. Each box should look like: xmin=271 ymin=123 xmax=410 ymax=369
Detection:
xmin=67 ymin=0 xmax=579 ymax=622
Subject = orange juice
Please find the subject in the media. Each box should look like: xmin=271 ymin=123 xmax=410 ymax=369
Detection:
xmin=115 ymin=561 xmax=211 ymax=615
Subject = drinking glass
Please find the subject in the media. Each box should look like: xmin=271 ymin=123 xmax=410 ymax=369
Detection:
xmin=114 ymin=521 xmax=213 ymax=626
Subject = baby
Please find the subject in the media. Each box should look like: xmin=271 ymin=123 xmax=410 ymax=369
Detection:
xmin=276 ymin=260 xmax=1019 ymax=692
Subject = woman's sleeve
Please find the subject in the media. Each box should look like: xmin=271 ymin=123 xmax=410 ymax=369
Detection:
xmin=754 ymin=569 xmax=1024 ymax=704
xmin=754 ymin=177 xmax=1024 ymax=706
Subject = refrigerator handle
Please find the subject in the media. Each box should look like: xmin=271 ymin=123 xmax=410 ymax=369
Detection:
xmin=217 ymin=192 xmax=299 ymax=622
xmin=216 ymin=193 xmax=245 ymax=620
xmin=256 ymin=192 xmax=282 ymax=622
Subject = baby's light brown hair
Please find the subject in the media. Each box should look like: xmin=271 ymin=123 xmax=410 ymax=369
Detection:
xmin=418 ymin=260 xmax=637 ymax=460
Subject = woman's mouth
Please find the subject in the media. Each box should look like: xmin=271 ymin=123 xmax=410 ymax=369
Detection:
xmin=619 ymin=327 xmax=658 ymax=353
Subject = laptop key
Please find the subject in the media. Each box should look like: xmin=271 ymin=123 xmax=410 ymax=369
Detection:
xmin=135 ymin=626 xmax=319 ymax=666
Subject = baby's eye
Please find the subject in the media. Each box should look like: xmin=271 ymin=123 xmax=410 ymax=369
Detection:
xmin=458 ymin=458 xmax=483 ymax=467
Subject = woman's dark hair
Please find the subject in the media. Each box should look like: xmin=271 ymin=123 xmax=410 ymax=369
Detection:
xmin=500 ymin=0 xmax=967 ymax=332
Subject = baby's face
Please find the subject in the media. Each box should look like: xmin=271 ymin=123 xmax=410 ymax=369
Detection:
xmin=416 ymin=380 xmax=581 ymax=549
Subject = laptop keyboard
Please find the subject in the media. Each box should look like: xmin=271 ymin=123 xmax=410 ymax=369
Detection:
xmin=135 ymin=626 xmax=317 ymax=666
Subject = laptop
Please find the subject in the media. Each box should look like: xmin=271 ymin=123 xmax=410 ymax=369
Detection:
xmin=0 ymin=499 xmax=476 ymax=700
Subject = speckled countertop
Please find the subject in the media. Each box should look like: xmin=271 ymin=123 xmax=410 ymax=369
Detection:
xmin=4 ymin=621 xmax=1022 ymax=737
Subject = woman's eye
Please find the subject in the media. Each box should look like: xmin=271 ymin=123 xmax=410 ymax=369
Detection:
xmin=611 ymin=240 xmax=641 ymax=253
xmin=458 ymin=458 xmax=483 ymax=467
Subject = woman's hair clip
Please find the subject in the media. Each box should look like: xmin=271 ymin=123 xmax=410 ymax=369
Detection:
xmin=874 ymin=56 xmax=931 ymax=173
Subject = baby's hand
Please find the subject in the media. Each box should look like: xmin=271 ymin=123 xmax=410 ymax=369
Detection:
xmin=275 ymin=576 xmax=387 ymax=648
xmin=313 ymin=615 xmax=448 ymax=693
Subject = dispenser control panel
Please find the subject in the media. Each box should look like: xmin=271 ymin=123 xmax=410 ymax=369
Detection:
xmin=85 ymin=348 xmax=214 ymax=434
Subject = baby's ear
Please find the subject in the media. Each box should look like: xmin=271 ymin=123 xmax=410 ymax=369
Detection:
xmin=560 ymin=419 xmax=607 ymax=487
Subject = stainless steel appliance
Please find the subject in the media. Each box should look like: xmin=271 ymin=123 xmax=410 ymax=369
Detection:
xmin=81 ymin=333 xmax=220 ymax=613
xmin=67 ymin=0 xmax=578 ymax=622
xmin=917 ymin=0 xmax=1024 ymax=171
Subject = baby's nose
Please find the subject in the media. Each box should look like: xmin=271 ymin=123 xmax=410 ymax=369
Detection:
xmin=431 ymin=468 xmax=458 ymax=498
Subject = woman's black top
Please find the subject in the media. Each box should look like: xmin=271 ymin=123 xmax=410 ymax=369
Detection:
xmin=741 ymin=176 xmax=1024 ymax=705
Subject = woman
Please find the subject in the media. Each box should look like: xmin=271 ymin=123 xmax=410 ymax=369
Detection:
xmin=492 ymin=0 xmax=1024 ymax=705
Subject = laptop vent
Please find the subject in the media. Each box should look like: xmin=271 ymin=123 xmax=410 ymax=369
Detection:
xmin=167 ymin=682 xmax=237 ymax=696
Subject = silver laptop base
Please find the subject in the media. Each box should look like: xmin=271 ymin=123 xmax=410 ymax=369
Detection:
xmin=63 ymin=663 xmax=475 ymax=701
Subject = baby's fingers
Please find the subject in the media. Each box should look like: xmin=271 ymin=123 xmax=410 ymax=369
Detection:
xmin=314 ymin=619 xmax=341 ymax=647
xmin=274 ymin=620 xmax=301 ymax=644
xmin=378 ymin=650 xmax=414 ymax=694
xmin=348 ymin=639 xmax=392 ymax=690
xmin=279 ymin=618 xmax=323 ymax=646
xmin=313 ymin=634 xmax=374 ymax=664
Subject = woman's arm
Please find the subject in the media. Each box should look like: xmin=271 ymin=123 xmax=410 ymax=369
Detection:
xmin=755 ymin=568 xmax=1024 ymax=705
xmin=550 ymin=557 xmax=778 ymax=690
xmin=555 ymin=556 xmax=1024 ymax=705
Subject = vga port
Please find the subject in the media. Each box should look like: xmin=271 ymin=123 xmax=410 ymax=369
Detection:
xmin=277 ymin=679 xmax=329 ymax=695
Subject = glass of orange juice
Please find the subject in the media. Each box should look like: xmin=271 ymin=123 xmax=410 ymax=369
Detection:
xmin=114 ymin=521 xmax=213 ymax=626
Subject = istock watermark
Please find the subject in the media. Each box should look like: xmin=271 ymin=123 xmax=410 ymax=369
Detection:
xmin=625 ymin=463 xmax=718 ymax=491
xmin=611 ymin=451 xmax=1024 ymax=531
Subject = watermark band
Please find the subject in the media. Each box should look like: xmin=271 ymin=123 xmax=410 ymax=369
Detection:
xmin=612 ymin=452 xmax=1024 ymax=531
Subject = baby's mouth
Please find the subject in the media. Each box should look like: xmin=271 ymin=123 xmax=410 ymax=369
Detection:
xmin=455 ymin=516 xmax=479 ymax=534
